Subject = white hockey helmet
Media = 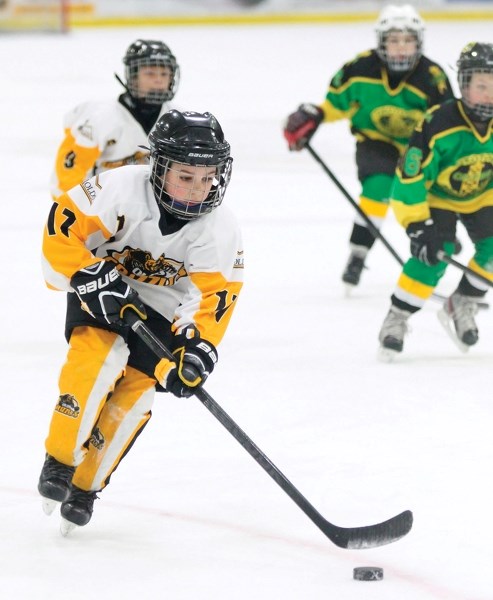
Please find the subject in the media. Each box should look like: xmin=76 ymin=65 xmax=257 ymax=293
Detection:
xmin=375 ymin=4 xmax=425 ymax=72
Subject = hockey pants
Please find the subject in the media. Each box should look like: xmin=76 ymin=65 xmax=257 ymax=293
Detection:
xmin=45 ymin=326 xmax=156 ymax=492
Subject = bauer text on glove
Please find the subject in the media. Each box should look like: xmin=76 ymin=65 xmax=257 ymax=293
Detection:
xmin=71 ymin=261 xmax=147 ymax=326
xmin=406 ymin=219 xmax=442 ymax=266
xmin=283 ymin=104 xmax=324 ymax=151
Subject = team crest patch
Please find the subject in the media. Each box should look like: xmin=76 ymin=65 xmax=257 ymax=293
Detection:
xmin=55 ymin=394 xmax=80 ymax=418
xmin=441 ymin=153 xmax=493 ymax=197
xmin=89 ymin=427 xmax=105 ymax=450
xmin=107 ymin=247 xmax=187 ymax=286
xmin=371 ymin=106 xmax=423 ymax=139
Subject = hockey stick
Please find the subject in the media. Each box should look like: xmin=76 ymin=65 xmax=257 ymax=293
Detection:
xmin=123 ymin=311 xmax=413 ymax=549
xmin=437 ymin=250 xmax=493 ymax=290
xmin=305 ymin=144 xmax=489 ymax=309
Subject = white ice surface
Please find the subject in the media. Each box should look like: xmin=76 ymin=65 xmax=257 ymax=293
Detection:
xmin=1 ymin=20 xmax=492 ymax=600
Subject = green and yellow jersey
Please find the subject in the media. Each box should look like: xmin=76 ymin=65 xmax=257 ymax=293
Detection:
xmin=391 ymin=100 xmax=493 ymax=228
xmin=321 ymin=49 xmax=454 ymax=155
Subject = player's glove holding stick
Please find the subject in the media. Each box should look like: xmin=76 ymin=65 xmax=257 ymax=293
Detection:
xmin=406 ymin=219 xmax=443 ymax=266
xmin=155 ymin=335 xmax=218 ymax=398
xmin=284 ymin=103 xmax=324 ymax=151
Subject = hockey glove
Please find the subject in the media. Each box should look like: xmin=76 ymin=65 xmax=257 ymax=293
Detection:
xmin=406 ymin=219 xmax=441 ymax=266
xmin=283 ymin=103 xmax=324 ymax=151
xmin=154 ymin=335 xmax=218 ymax=398
xmin=71 ymin=261 xmax=147 ymax=326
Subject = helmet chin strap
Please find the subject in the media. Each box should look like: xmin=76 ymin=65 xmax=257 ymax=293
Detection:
xmin=114 ymin=72 xmax=130 ymax=93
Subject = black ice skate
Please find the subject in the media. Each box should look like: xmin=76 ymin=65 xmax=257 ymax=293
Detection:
xmin=438 ymin=291 xmax=479 ymax=353
xmin=378 ymin=306 xmax=411 ymax=362
xmin=38 ymin=454 xmax=75 ymax=516
xmin=60 ymin=485 xmax=99 ymax=535
xmin=342 ymin=248 xmax=368 ymax=290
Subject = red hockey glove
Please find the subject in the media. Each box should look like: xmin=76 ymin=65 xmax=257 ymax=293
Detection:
xmin=406 ymin=219 xmax=442 ymax=266
xmin=283 ymin=103 xmax=324 ymax=151
xmin=71 ymin=261 xmax=147 ymax=326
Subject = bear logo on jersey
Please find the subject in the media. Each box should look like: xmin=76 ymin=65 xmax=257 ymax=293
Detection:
xmin=55 ymin=394 xmax=80 ymax=419
xmin=107 ymin=247 xmax=187 ymax=286
xmin=89 ymin=427 xmax=105 ymax=450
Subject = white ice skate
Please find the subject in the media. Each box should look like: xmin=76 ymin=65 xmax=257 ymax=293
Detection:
xmin=437 ymin=292 xmax=479 ymax=353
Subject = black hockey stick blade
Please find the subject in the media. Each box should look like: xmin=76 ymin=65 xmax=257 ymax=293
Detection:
xmin=124 ymin=312 xmax=413 ymax=549
xmin=320 ymin=509 xmax=413 ymax=549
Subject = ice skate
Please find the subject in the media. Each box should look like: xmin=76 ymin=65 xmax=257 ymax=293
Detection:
xmin=342 ymin=247 xmax=368 ymax=292
xmin=438 ymin=291 xmax=479 ymax=353
xmin=60 ymin=485 xmax=99 ymax=532
xmin=38 ymin=454 xmax=75 ymax=515
xmin=378 ymin=306 xmax=411 ymax=362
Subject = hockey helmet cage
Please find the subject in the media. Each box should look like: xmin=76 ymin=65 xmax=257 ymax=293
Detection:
xmin=457 ymin=42 xmax=493 ymax=121
xmin=148 ymin=110 xmax=233 ymax=220
xmin=123 ymin=39 xmax=180 ymax=104
xmin=375 ymin=4 xmax=424 ymax=72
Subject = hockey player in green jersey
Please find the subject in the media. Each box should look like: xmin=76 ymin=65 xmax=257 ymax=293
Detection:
xmin=378 ymin=42 xmax=493 ymax=358
xmin=283 ymin=4 xmax=454 ymax=290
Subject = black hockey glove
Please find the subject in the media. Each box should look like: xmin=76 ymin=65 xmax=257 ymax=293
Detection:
xmin=71 ymin=261 xmax=147 ymax=326
xmin=283 ymin=103 xmax=324 ymax=151
xmin=406 ymin=219 xmax=441 ymax=266
xmin=154 ymin=335 xmax=218 ymax=398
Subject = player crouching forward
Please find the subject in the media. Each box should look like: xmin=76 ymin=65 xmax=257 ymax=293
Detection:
xmin=378 ymin=43 xmax=493 ymax=360
xmin=38 ymin=110 xmax=244 ymax=533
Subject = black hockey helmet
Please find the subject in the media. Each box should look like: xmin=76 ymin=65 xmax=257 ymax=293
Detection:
xmin=148 ymin=110 xmax=233 ymax=220
xmin=457 ymin=42 xmax=493 ymax=120
xmin=123 ymin=39 xmax=180 ymax=104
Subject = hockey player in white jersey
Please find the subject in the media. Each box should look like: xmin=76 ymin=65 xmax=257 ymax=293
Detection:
xmin=50 ymin=38 xmax=180 ymax=197
xmin=38 ymin=110 xmax=244 ymax=534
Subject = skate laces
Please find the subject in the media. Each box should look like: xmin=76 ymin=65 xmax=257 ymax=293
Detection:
xmin=68 ymin=486 xmax=99 ymax=504
xmin=42 ymin=456 xmax=74 ymax=481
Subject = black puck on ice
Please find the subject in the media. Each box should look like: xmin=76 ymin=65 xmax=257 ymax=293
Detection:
xmin=353 ymin=566 xmax=384 ymax=581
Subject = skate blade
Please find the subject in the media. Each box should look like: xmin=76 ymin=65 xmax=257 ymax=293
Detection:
xmin=41 ymin=498 xmax=58 ymax=516
xmin=343 ymin=283 xmax=356 ymax=297
xmin=60 ymin=518 xmax=78 ymax=537
xmin=437 ymin=309 xmax=469 ymax=354
xmin=377 ymin=346 xmax=400 ymax=363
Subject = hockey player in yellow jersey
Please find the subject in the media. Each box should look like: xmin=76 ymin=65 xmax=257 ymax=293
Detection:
xmin=50 ymin=39 xmax=180 ymax=197
xmin=38 ymin=110 xmax=244 ymax=534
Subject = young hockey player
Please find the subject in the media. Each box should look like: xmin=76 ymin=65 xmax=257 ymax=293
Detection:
xmin=378 ymin=42 xmax=493 ymax=358
xmin=283 ymin=4 xmax=454 ymax=290
xmin=38 ymin=110 xmax=244 ymax=534
xmin=50 ymin=38 xmax=180 ymax=197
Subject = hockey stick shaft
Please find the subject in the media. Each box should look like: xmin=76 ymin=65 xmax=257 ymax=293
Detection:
xmin=124 ymin=311 xmax=413 ymax=549
xmin=306 ymin=143 xmax=489 ymax=309
xmin=306 ymin=143 xmax=405 ymax=266
xmin=437 ymin=250 xmax=493 ymax=290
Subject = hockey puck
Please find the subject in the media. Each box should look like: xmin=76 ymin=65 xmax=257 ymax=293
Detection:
xmin=353 ymin=566 xmax=384 ymax=581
